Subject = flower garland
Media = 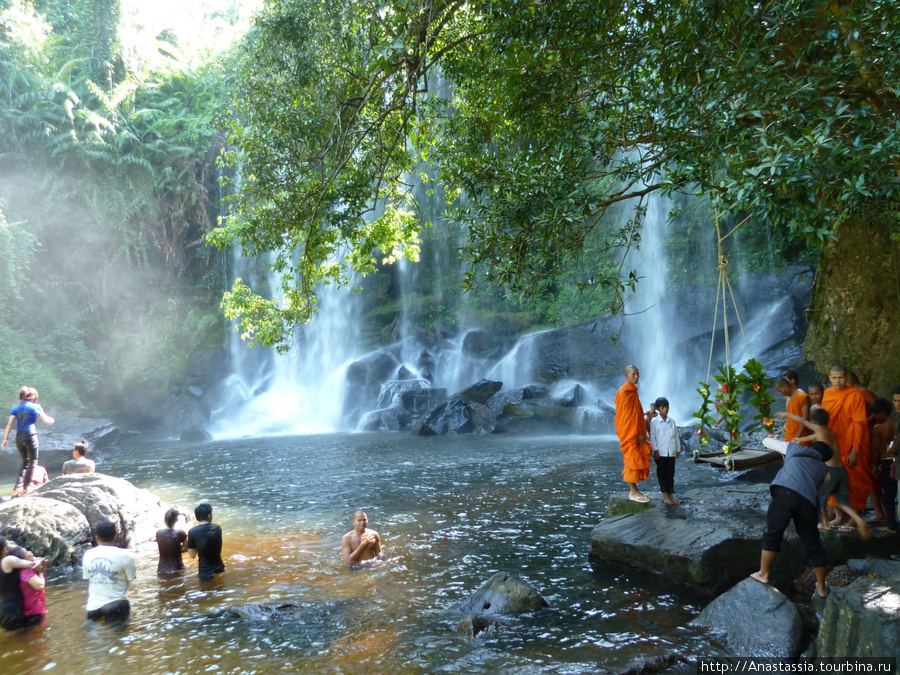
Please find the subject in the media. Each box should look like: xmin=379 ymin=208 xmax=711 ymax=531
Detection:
xmin=714 ymin=363 xmax=743 ymax=451
xmin=693 ymin=382 xmax=717 ymax=450
xmin=740 ymin=358 xmax=776 ymax=436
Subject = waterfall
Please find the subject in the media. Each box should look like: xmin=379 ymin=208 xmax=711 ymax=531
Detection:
xmin=209 ymin=254 xmax=363 ymax=438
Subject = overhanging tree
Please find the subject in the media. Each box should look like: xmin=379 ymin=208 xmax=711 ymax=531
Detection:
xmin=213 ymin=0 xmax=900 ymax=352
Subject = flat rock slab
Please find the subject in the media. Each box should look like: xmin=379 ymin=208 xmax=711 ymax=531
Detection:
xmin=0 ymin=497 xmax=92 ymax=566
xmin=590 ymin=483 xmax=897 ymax=594
xmin=693 ymin=577 xmax=804 ymax=657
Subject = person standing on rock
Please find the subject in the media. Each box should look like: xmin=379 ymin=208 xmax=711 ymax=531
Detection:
xmin=83 ymin=520 xmax=136 ymax=621
xmin=187 ymin=503 xmax=225 ymax=581
xmin=751 ymin=439 xmax=832 ymax=598
xmin=614 ymin=366 xmax=652 ymax=503
xmin=2 ymin=387 xmax=54 ymax=496
xmin=342 ymin=510 xmax=383 ymax=564
xmin=821 ymin=365 xmax=879 ymax=523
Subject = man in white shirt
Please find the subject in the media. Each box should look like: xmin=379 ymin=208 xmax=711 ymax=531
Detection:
xmin=82 ymin=520 xmax=136 ymax=621
xmin=649 ymin=397 xmax=681 ymax=505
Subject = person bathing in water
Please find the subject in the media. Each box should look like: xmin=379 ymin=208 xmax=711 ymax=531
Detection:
xmin=341 ymin=510 xmax=382 ymax=565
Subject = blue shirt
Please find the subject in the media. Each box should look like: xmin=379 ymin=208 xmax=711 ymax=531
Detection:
xmin=10 ymin=401 xmax=44 ymax=432
xmin=771 ymin=441 xmax=828 ymax=507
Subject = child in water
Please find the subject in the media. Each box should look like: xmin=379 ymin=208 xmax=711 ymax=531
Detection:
xmin=649 ymin=397 xmax=681 ymax=506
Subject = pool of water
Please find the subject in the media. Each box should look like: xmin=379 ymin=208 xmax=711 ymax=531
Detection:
xmin=1 ymin=432 xmax=729 ymax=673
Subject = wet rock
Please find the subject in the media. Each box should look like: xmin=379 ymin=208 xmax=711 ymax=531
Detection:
xmin=42 ymin=417 xmax=121 ymax=451
xmin=526 ymin=321 xmax=621 ymax=383
xmin=398 ymin=388 xmax=447 ymax=415
xmin=795 ymin=565 xmax=866 ymax=598
xmin=816 ymin=571 xmax=900 ymax=658
xmin=30 ymin=473 xmax=172 ymax=549
xmin=180 ymin=425 xmax=212 ymax=442
xmin=342 ymin=350 xmax=401 ymax=425
xmin=578 ymin=406 xmax=615 ymax=434
xmin=616 ymin=653 xmax=690 ymax=675
xmin=606 ymin=494 xmax=657 ymax=518
xmin=848 ymin=558 xmax=900 ymax=578
xmin=589 ymin=483 xmax=898 ymax=594
xmin=396 ymin=365 xmax=416 ymax=380
xmin=357 ymin=406 xmax=403 ymax=432
xmin=458 ymin=571 xmax=549 ymax=616
xmin=375 ymin=378 xmax=431 ymax=409
xmin=462 ymin=330 xmax=505 ymax=359
xmin=553 ymin=383 xmax=587 ymax=407
xmin=0 ymin=496 xmax=92 ymax=566
xmin=486 ymin=384 xmax=580 ymax=431
xmin=455 ymin=379 xmax=503 ymax=404
xmin=457 ymin=614 xmax=500 ymax=638
xmin=418 ymin=399 xmax=496 ymax=435
xmin=693 ymin=578 xmax=804 ymax=657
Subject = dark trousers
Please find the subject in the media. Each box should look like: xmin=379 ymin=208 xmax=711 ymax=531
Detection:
xmin=881 ymin=459 xmax=898 ymax=531
xmin=763 ymin=486 xmax=828 ymax=567
xmin=16 ymin=430 xmax=38 ymax=490
xmin=656 ymin=456 xmax=676 ymax=494
xmin=86 ymin=598 xmax=130 ymax=621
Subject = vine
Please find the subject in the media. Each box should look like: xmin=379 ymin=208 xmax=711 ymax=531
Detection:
xmin=740 ymin=358 xmax=775 ymax=436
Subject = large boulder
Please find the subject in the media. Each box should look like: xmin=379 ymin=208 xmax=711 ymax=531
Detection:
xmin=418 ymin=399 xmax=496 ymax=435
xmin=458 ymin=572 xmax=549 ymax=616
xmin=0 ymin=497 xmax=92 ymax=566
xmin=590 ymin=482 xmax=898 ymax=594
xmin=693 ymin=578 xmax=805 ymax=657
xmin=30 ymin=473 xmax=171 ymax=549
xmin=375 ymin=378 xmax=431 ymax=409
xmin=455 ymin=379 xmax=503 ymax=405
xmin=816 ymin=570 xmax=900 ymax=659
xmin=42 ymin=417 xmax=121 ymax=451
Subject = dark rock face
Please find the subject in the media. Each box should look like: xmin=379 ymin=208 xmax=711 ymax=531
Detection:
xmin=816 ymin=571 xmax=900 ymax=659
xmin=0 ymin=473 xmax=173 ymax=566
xmin=462 ymin=330 xmax=505 ymax=359
xmin=527 ymin=322 xmax=621 ymax=383
xmin=375 ymin=378 xmax=431 ymax=410
xmin=343 ymin=350 xmax=401 ymax=426
xmin=590 ymin=483 xmax=898 ymax=594
xmin=693 ymin=578 xmax=804 ymax=658
xmin=418 ymin=399 xmax=496 ymax=435
xmin=455 ymin=379 xmax=503 ymax=404
xmin=458 ymin=571 xmax=549 ymax=616
xmin=180 ymin=425 xmax=213 ymax=442
xmin=43 ymin=417 xmax=121 ymax=451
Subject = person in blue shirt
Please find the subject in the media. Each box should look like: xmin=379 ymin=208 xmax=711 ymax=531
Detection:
xmin=1 ymin=387 xmax=54 ymax=496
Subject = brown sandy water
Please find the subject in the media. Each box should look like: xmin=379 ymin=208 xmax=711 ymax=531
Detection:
xmin=0 ymin=432 xmax=727 ymax=673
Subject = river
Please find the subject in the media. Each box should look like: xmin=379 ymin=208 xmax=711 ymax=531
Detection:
xmin=1 ymin=432 xmax=730 ymax=673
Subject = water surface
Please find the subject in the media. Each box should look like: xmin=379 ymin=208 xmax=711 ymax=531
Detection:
xmin=1 ymin=433 xmax=727 ymax=673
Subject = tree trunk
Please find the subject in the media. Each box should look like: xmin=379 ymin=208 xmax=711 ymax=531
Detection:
xmin=802 ymin=212 xmax=900 ymax=396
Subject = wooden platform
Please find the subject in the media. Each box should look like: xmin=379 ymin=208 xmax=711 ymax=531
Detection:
xmin=690 ymin=447 xmax=783 ymax=471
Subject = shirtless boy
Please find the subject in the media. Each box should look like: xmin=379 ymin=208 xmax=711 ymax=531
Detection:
xmin=870 ymin=398 xmax=898 ymax=533
xmin=779 ymin=408 xmax=870 ymax=539
xmin=341 ymin=510 xmax=382 ymax=564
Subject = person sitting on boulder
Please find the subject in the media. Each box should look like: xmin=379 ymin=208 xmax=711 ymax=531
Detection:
xmin=341 ymin=510 xmax=382 ymax=565
xmin=750 ymin=437 xmax=833 ymax=598
xmin=62 ymin=440 xmax=95 ymax=475
xmin=13 ymin=463 xmax=49 ymax=494
xmin=156 ymin=508 xmax=187 ymax=574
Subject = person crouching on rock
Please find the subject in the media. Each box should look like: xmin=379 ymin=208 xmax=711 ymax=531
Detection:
xmin=750 ymin=439 xmax=833 ymax=598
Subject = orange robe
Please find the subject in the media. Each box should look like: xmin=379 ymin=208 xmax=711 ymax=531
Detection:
xmin=614 ymin=381 xmax=652 ymax=483
xmin=784 ymin=391 xmax=810 ymax=445
xmin=822 ymin=386 xmax=875 ymax=510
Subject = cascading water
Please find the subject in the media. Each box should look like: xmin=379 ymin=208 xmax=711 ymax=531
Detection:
xmin=209 ymin=253 xmax=363 ymax=438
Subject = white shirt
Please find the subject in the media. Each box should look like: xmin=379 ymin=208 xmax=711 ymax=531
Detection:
xmin=82 ymin=545 xmax=136 ymax=611
xmin=650 ymin=415 xmax=681 ymax=457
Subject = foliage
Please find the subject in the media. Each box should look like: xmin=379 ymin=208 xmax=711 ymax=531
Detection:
xmin=739 ymin=358 xmax=776 ymax=435
xmin=714 ymin=364 xmax=743 ymax=449
xmin=211 ymin=0 xmax=899 ymax=350
xmin=693 ymin=382 xmax=716 ymax=450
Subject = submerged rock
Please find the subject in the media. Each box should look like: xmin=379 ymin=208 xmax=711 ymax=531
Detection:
xmin=458 ymin=571 xmax=549 ymax=616
xmin=693 ymin=577 xmax=804 ymax=658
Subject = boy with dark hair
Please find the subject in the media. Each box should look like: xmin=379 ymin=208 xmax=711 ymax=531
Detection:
xmin=808 ymin=382 xmax=825 ymax=409
xmin=63 ymin=440 xmax=94 ymax=475
xmin=649 ymin=397 xmax=681 ymax=506
xmin=780 ymin=408 xmax=870 ymax=537
xmin=870 ymin=398 xmax=898 ymax=533
xmin=187 ymin=503 xmax=225 ymax=581
xmin=752 ymin=438 xmax=833 ymax=598
xmin=774 ymin=376 xmax=810 ymax=445
xmin=82 ymin=520 xmax=136 ymax=621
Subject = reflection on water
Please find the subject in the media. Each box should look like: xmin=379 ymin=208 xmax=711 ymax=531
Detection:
xmin=1 ymin=433 xmax=723 ymax=673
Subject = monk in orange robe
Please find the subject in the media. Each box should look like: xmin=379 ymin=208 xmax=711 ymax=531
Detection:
xmin=849 ymin=371 xmax=886 ymax=520
xmin=615 ymin=365 xmax=652 ymax=503
xmin=774 ymin=376 xmax=810 ymax=445
xmin=822 ymin=365 xmax=876 ymax=516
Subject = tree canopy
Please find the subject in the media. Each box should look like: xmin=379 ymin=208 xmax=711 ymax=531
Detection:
xmin=214 ymin=0 xmax=900 ymax=348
